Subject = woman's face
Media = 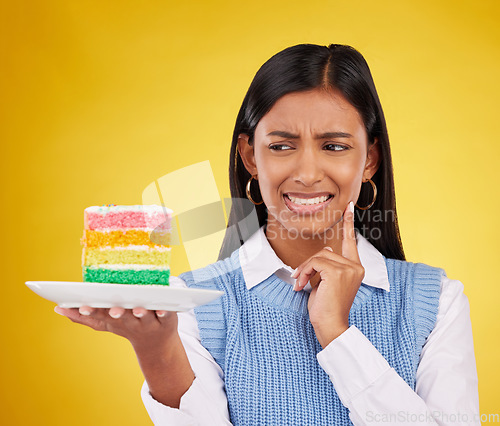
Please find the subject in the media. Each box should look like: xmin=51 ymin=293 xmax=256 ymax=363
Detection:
xmin=239 ymin=87 xmax=380 ymax=239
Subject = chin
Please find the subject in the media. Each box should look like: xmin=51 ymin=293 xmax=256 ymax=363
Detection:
xmin=281 ymin=221 xmax=341 ymax=241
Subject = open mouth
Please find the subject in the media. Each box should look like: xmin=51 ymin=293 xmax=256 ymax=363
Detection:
xmin=283 ymin=193 xmax=334 ymax=213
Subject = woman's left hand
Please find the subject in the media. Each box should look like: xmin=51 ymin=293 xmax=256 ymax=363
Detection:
xmin=291 ymin=201 xmax=365 ymax=348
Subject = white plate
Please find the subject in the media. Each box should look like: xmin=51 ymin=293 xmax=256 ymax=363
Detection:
xmin=26 ymin=279 xmax=223 ymax=311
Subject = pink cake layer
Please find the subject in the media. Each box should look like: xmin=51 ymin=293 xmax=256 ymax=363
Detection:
xmin=85 ymin=211 xmax=172 ymax=231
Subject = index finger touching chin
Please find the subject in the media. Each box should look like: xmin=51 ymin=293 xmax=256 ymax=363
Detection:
xmin=342 ymin=201 xmax=361 ymax=262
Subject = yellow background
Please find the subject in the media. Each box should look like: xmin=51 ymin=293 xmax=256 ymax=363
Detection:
xmin=1 ymin=0 xmax=499 ymax=424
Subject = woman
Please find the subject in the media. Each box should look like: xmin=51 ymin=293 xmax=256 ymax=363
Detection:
xmin=57 ymin=44 xmax=479 ymax=425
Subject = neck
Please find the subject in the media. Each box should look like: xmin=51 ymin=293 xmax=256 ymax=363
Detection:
xmin=265 ymin=218 xmax=344 ymax=269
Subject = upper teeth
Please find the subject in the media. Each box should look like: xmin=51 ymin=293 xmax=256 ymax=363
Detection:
xmin=287 ymin=195 xmax=330 ymax=205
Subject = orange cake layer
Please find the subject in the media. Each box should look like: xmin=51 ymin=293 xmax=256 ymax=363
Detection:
xmin=82 ymin=229 xmax=171 ymax=248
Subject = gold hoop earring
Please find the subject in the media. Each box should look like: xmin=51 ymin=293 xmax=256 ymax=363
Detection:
xmin=356 ymin=178 xmax=377 ymax=210
xmin=246 ymin=175 xmax=264 ymax=205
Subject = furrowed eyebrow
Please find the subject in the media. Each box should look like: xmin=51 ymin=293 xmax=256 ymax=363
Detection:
xmin=317 ymin=131 xmax=353 ymax=139
xmin=267 ymin=131 xmax=300 ymax=139
xmin=266 ymin=130 xmax=353 ymax=139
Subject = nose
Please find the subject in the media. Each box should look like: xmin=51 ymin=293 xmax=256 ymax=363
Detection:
xmin=292 ymin=148 xmax=325 ymax=186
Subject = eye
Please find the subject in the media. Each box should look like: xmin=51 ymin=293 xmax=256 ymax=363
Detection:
xmin=269 ymin=144 xmax=293 ymax=151
xmin=324 ymin=143 xmax=348 ymax=151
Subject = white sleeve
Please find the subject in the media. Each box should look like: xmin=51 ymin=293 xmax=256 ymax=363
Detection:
xmin=141 ymin=276 xmax=232 ymax=425
xmin=316 ymin=275 xmax=480 ymax=426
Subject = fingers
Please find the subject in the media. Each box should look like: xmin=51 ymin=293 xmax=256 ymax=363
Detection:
xmin=294 ymin=257 xmax=343 ymax=292
xmin=293 ymin=261 xmax=319 ymax=291
xmin=54 ymin=306 xmax=107 ymax=331
xmin=91 ymin=306 xmax=153 ymax=323
xmin=79 ymin=305 xmax=94 ymax=316
xmin=55 ymin=306 xmax=94 ymax=321
xmin=109 ymin=307 xmax=126 ymax=319
xmin=54 ymin=306 xmax=80 ymax=319
xmin=290 ymin=200 xmax=361 ymax=292
xmin=128 ymin=307 xmax=168 ymax=324
xmin=291 ymin=228 xmax=363 ymax=292
xmin=291 ymin=246 xmax=346 ymax=288
xmin=55 ymin=305 xmax=173 ymax=327
xmin=79 ymin=306 xmax=168 ymax=324
xmin=132 ymin=307 xmax=147 ymax=318
xmin=342 ymin=201 xmax=361 ymax=262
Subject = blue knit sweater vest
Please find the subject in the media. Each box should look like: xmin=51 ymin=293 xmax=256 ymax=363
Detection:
xmin=180 ymin=249 xmax=444 ymax=425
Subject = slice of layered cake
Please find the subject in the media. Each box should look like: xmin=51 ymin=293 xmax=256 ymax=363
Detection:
xmin=81 ymin=205 xmax=173 ymax=285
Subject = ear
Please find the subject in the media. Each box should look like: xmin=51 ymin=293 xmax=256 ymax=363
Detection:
xmin=237 ymin=134 xmax=258 ymax=176
xmin=363 ymin=138 xmax=382 ymax=181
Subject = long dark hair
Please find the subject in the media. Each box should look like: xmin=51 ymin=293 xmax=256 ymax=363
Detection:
xmin=218 ymin=43 xmax=405 ymax=261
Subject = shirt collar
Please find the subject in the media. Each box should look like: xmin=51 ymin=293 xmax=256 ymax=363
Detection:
xmin=238 ymin=226 xmax=390 ymax=293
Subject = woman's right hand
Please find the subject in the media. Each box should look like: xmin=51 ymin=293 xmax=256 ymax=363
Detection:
xmin=54 ymin=306 xmax=178 ymax=352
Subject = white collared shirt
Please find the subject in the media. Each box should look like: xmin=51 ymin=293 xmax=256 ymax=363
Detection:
xmin=141 ymin=227 xmax=480 ymax=425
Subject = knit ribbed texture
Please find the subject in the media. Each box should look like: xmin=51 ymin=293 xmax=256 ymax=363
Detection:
xmin=180 ymin=250 xmax=444 ymax=425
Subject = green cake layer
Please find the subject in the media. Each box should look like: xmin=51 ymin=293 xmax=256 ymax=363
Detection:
xmin=83 ymin=267 xmax=170 ymax=285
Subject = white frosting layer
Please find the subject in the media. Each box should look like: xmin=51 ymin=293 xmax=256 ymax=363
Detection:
xmin=90 ymin=245 xmax=171 ymax=252
xmin=86 ymin=265 xmax=170 ymax=271
xmin=92 ymin=227 xmax=172 ymax=233
xmin=85 ymin=205 xmax=173 ymax=215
